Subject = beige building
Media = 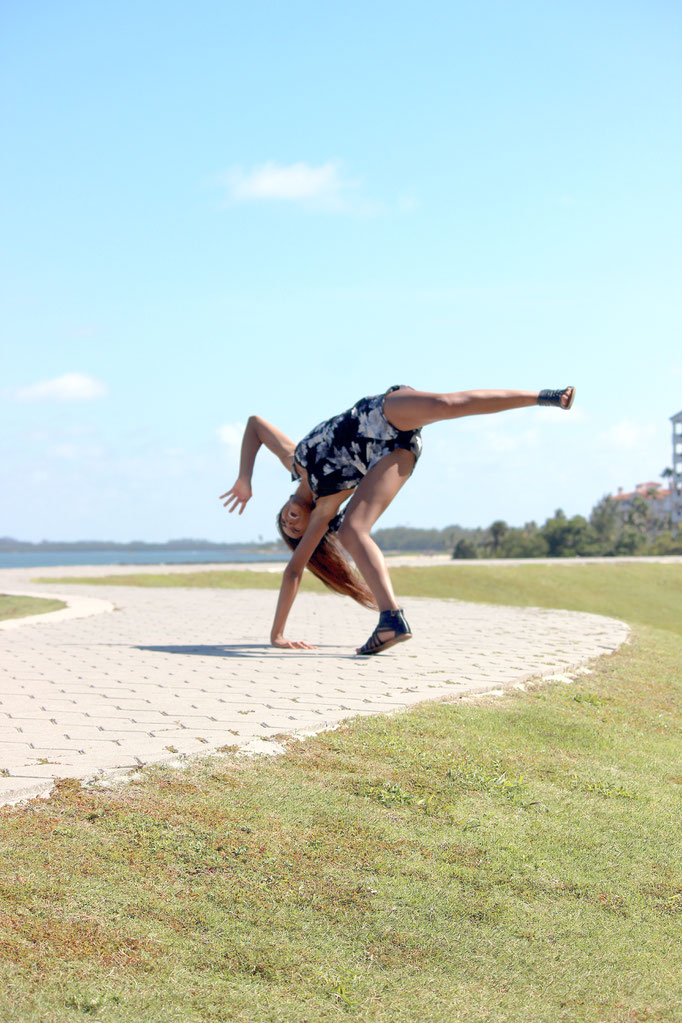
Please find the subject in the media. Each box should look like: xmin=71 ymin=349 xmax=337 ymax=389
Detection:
xmin=612 ymin=481 xmax=675 ymax=523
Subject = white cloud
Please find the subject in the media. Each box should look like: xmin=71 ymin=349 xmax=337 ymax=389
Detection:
xmin=51 ymin=442 xmax=105 ymax=460
xmin=219 ymin=160 xmax=378 ymax=213
xmin=397 ymin=193 xmax=419 ymax=213
xmin=454 ymin=418 xmax=541 ymax=451
xmin=600 ymin=420 xmax=657 ymax=450
xmin=480 ymin=426 xmax=541 ymax=454
xmin=13 ymin=373 xmax=108 ymax=402
xmin=217 ymin=422 xmax=245 ymax=448
xmin=226 ymin=160 xmax=348 ymax=201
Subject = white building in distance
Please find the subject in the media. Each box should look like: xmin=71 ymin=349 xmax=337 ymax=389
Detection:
xmin=611 ymin=410 xmax=682 ymax=528
xmin=672 ymin=409 xmax=682 ymax=524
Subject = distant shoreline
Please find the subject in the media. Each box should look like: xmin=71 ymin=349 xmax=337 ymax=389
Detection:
xmin=0 ymin=540 xmax=285 ymax=554
xmin=0 ymin=547 xmax=290 ymax=571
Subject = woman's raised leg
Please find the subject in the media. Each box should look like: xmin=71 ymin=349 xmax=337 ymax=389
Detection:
xmin=383 ymin=386 xmax=574 ymax=432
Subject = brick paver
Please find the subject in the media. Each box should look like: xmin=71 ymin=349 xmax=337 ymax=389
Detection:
xmin=0 ymin=565 xmax=629 ymax=806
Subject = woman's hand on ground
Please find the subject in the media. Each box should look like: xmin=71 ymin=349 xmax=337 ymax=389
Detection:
xmin=219 ymin=479 xmax=252 ymax=515
xmin=270 ymin=635 xmax=316 ymax=650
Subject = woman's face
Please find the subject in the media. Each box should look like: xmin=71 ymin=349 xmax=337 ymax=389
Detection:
xmin=280 ymin=496 xmax=311 ymax=539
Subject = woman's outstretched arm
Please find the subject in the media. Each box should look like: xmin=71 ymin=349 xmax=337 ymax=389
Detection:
xmin=220 ymin=416 xmax=297 ymax=515
xmin=270 ymin=506 xmax=336 ymax=649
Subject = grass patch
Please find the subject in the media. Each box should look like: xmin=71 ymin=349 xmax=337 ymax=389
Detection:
xmin=34 ymin=568 xmax=328 ymax=593
xmin=393 ymin=562 xmax=682 ymax=636
xmin=0 ymin=594 xmax=66 ymax=621
xmin=37 ymin=561 xmax=682 ymax=635
xmin=1 ymin=624 xmax=680 ymax=1021
xmin=5 ymin=563 xmax=679 ymax=1020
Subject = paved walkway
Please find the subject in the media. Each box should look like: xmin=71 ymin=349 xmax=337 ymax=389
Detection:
xmin=0 ymin=565 xmax=630 ymax=807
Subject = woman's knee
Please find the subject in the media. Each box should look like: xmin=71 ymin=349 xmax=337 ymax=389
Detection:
xmin=337 ymin=519 xmax=365 ymax=553
xmin=336 ymin=520 xmax=355 ymax=552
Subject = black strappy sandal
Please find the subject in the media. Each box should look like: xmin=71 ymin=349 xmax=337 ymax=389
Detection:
xmin=356 ymin=609 xmax=413 ymax=656
xmin=538 ymin=386 xmax=576 ymax=409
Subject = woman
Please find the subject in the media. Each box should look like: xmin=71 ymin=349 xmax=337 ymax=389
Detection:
xmin=220 ymin=384 xmax=575 ymax=655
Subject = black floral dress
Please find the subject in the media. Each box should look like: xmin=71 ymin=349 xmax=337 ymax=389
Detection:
xmin=291 ymin=385 xmax=423 ymax=500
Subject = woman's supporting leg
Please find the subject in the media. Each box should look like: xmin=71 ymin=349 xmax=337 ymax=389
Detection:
xmin=336 ymin=448 xmax=415 ymax=615
xmin=383 ymin=386 xmax=573 ymax=433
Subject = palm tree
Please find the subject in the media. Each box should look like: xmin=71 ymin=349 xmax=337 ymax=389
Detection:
xmin=489 ymin=520 xmax=508 ymax=553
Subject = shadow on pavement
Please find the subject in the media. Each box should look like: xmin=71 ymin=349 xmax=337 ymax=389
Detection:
xmin=132 ymin=644 xmax=358 ymax=659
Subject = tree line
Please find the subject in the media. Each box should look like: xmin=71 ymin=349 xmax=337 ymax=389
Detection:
xmin=373 ymin=494 xmax=682 ymax=559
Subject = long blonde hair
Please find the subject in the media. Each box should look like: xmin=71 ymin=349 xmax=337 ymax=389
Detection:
xmin=277 ymin=510 xmax=377 ymax=609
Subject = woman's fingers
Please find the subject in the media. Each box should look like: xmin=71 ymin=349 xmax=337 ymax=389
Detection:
xmin=219 ymin=490 xmax=247 ymax=513
xmin=219 ymin=481 xmax=252 ymax=513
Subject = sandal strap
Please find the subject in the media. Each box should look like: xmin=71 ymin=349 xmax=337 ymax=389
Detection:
xmin=357 ymin=609 xmax=411 ymax=655
xmin=538 ymin=388 xmax=564 ymax=406
xmin=538 ymin=387 xmax=574 ymax=408
xmin=378 ymin=609 xmax=410 ymax=632
xmin=358 ymin=626 xmax=387 ymax=654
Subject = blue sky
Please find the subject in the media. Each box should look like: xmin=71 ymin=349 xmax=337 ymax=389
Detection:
xmin=2 ymin=0 xmax=681 ymax=543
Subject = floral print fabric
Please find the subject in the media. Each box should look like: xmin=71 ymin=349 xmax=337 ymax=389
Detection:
xmin=291 ymin=385 xmax=423 ymax=499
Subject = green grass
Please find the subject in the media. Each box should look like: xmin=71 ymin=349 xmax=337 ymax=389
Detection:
xmin=34 ymin=568 xmax=311 ymax=591
xmin=37 ymin=561 xmax=682 ymax=634
xmin=3 ymin=564 xmax=680 ymax=1021
xmin=0 ymin=594 xmax=66 ymax=621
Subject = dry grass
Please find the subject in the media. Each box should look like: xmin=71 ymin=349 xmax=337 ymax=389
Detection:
xmin=0 ymin=594 xmax=66 ymax=621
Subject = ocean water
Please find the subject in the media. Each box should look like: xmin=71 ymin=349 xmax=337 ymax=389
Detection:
xmin=0 ymin=550 xmax=287 ymax=570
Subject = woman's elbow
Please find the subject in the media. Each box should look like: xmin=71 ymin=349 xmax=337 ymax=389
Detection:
xmin=282 ymin=564 xmax=303 ymax=585
xmin=246 ymin=415 xmax=264 ymax=441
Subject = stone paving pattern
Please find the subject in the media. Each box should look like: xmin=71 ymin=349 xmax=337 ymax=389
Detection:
xmin=0 ymin=565 xmax=629 ymax=806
